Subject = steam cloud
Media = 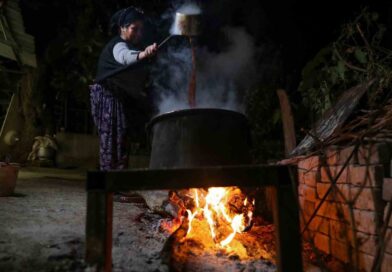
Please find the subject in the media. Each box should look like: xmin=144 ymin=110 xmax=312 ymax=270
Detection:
xmin=152 ymin=3 xmax=257 ymax=114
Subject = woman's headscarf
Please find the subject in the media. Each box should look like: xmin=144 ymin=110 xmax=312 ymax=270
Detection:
xmin=110 ymin=6 xmax=145 ymax=34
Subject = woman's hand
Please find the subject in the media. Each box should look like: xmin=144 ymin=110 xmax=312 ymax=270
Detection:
xmin=138 ymin=43 xmax=157 ymax=60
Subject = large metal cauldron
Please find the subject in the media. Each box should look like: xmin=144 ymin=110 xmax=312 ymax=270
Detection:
xmin=148 ymin=108 xmax=251 ymax=169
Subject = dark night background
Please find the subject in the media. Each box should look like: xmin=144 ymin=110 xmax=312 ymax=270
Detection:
xmin=1 ymin=2 xmax=392 ymax=270
xmin=13 ymin=0 xmax=392 ymax=161
xmin=19 ymin=0 xmax=392 ymax=78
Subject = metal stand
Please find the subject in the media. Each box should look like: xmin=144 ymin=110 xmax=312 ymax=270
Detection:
xmin=85 ymin=165 xmax=302 ymax=272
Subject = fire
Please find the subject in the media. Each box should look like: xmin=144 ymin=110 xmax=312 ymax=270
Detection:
xmin=184 ymin=187 xmax=254 ymax=247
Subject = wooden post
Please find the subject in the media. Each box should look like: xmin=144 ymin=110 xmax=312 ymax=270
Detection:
xmin=271 ymin=184 xmax=303 ymax=272
xmin=85 ymin=191 xmax=113 ymax=272
xmin=276 ymin=89 xmax=296 ymax=157
xmin=85 ymin=165 xmax=299 ymax=271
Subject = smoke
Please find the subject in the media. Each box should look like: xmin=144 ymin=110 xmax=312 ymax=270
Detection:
xmin=152 ymin=3 xmax=257 ymax=114
xmin=177 ymin=2 xmax=201 ymax=15
xmin=161 ymin=1 xmax=200 ymax=20
xmin=169 ymin=2 xmax=201 ymax=35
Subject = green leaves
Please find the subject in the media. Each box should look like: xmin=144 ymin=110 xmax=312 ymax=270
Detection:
xmin=354 ymin=49 xmax=367 ymax=64
xmin=336 ymin=60 xmax=346 ymax=80
xmin=245 ymin=85 xmax=284 ymax=162
xmin=298 ymin=8 xmax=391 ymax=120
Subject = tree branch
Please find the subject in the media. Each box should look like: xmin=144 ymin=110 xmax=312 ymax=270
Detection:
xmin=334 ymin=46 xmax=367 ymax=72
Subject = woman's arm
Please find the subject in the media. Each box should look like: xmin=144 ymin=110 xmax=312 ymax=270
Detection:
xmin=137 ymin=43 xmax=157 ymax=60
xmin=113 ymin=42 xmax=139 ymax=65
xmin=113 ymin=42 xmax=158 ymax=65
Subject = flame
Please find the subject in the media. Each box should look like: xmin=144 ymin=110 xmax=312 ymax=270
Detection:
xmin=194 ymin=189 xmax=199 ymax=207
xmin=186 ymin=209 xmax=196 ymax=236
xmin=220 ymin=214 xmax=244 ymax=247
xmin=184 ymin=186 xmax=254 ymax=247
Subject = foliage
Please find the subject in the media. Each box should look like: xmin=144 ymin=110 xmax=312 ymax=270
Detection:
xmin=299 ymin=8 xmax=392 ymax=119
xmin=25 ymin=0 xmax=111 ymax=133
xmin=245 ymin=85 xmax=284 ymax=162
xmin=40 ymin=0 xmax=168 ymax=100
xmin=33 ymin=0 xmax=168 ymax=132
xmin=42 ymin=1 xmax=106 ymax=104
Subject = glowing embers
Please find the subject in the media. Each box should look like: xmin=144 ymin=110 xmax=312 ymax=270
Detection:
xmin=163 ymin=186 xmax=276 ymax=270
xmin=184 ymin=187 xmax=255 ymax=247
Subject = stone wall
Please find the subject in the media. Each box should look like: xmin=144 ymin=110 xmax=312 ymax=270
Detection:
xmin=297 ymin=143 xmax=392 ymax=271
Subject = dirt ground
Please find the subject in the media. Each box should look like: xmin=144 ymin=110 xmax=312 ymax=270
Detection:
xmin=0 ymin=167 xmax=282 ymax=272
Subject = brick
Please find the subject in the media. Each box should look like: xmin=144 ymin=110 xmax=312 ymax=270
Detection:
xmin=325 ymin=146 xmax=356 ymax=166
xmin=299 ymin=198 xmax=315 ymax=229
xmin=298 ymin=170 xmax=305 ymax=184
xmin=347 ymin=165 xmax=384 ymax=187
xmin=356 ymin=232 xmax=378 ymax=255
xmin=332 ymin=184 xmax=351 ymax=201
xmin=316 ymin=201 xmax=329 ymax=218
xmin=331 ymin=239 xmax=351 ymax=263
xmin=357 ymin=143 xmax=392 ymax=166
xmin=382 ymin=252 xmax=392 ymax=272
xmin=353 ymin=210 xmax=380 ymax=234
xmin=301 ymin=169 xmax=319 ymax=187
xmin=328 ymin=224 xmax=378 ymax=255
xmin=320 ymin=164 xmax=384 ymax=187
xmin=298 ymin=184 xmax=304 ymax=196
xmin=301 ymin=184 xmax=317 ymax=201
xmin=316 ymin=183 xmax=330 ymax=199
xmin=330 ymin=219 xmax=352 ymax=242
xmin=383 ymin=178 xmax=392 ymax=201
xmin=308 ymin=216 xmax=330 ymax=235
xmin=351 ymin=187 xmax=382 ymax=211
xmin=302 ymin=229 xmax=313 ymax=241
xmin=298 ymin=156 xmax=320 ymax=172
xmin=358 ymin=252 xmax=375 ymax=272
xmin=320 ymin=165 xmax=348 ymax=184
xmin=317 ymin=183 xmax=382 ymax=211
xmin=322 ymin=144 xmax=392 ymax=169
xmin=314 ymin=232 xmax=330 ymax=254
xmin=324 ymin=147 xmax=340 ymax=166
xmin=298 ymin=195 xmax=305 ymax=208
xmin=317 ymin=201 xmax=350 ymax=221
xmin=305 ymin=172 xmax=319 ymax=187
xmin=299 ymin=202 xmax=308 ymax=232
xmin=335 ymin=184 xmax=352 ymax=203
xmin=303 ymin=200 xmax=316 ymax=218
xmin=331 ymin=238 xmax=350 ymax=262
xmin=348 ymin=165 xmax=371 ymax=186
xmin=317 ymin=183 xmax=351 ymax=203
xmin=341 ymin=146 xmax=358 ymax=164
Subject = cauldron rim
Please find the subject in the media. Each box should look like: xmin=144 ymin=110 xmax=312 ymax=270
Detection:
xmin=147 ymin=108 xmax=247 ymax=131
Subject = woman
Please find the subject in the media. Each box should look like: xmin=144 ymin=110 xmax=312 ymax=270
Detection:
xmin=90 ymin=7 xmax=157 ymax=170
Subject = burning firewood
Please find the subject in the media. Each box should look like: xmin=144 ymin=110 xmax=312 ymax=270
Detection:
xmin=158 ymin=186 xmax=277 ymax=271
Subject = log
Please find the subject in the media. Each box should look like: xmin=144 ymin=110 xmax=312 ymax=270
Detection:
xmin=291 ymin=80 xmax=375 ymax=156
xmin=276 ymin=89 xmax=296 ymax=157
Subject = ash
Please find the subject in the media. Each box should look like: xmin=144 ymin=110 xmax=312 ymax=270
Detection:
xmin=0 ymin=169 xmax=277 ymax=271
xmin=163 ymin=216 xmax=277 ymax=272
